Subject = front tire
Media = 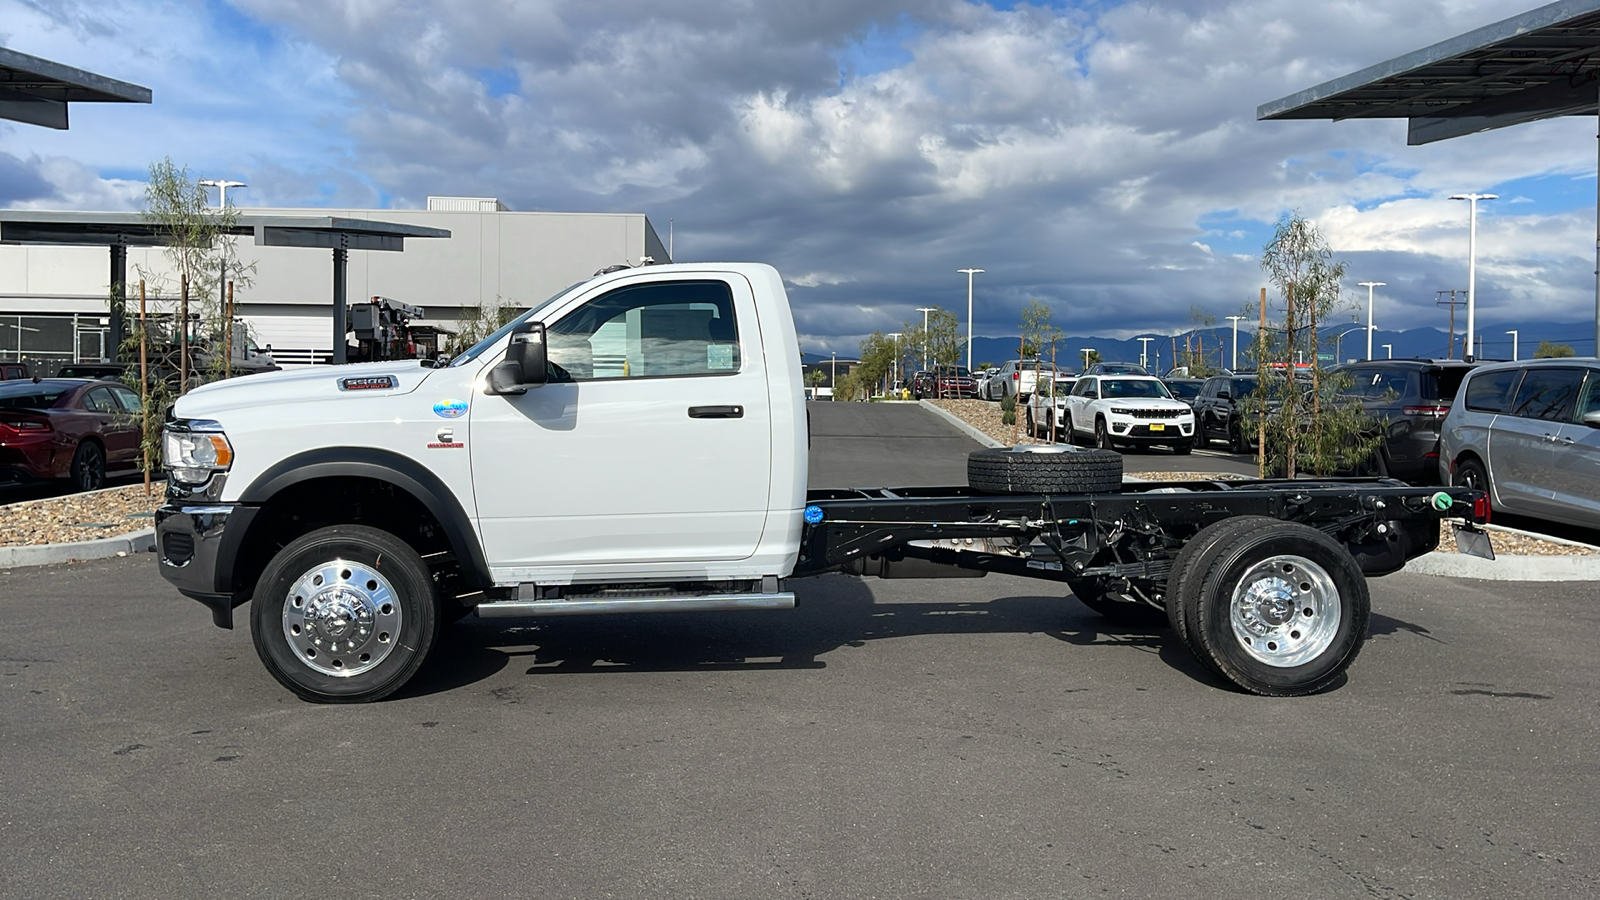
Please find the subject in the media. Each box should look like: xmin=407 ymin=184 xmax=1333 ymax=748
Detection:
xmin=1171 ymin=520 xmax=1369 ymax=696
xmin=1095 ymin=418 xmax=1115 ymax=451
xmin=251 ymin=525 xmax=440 ymax=703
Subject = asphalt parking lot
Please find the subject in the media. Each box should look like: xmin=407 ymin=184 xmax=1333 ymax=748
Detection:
xmin=2 ymin=402 xmax=1596 ymax=899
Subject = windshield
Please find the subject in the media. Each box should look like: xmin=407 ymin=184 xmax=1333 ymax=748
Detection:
xmin=1165 ymin=381 xmax=1201 ymax=400
xmin=1102 ymin=378 xmax=1171 ymax=399
xmin=448 ymin=280 xmax=590 ymax=367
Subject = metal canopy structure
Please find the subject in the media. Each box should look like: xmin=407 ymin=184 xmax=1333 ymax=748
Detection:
xmin=1259 ymin=0 xmax=1600 ymax=358
xmin=0 ymin=46 xmax=151 ymax=129
xmin=0 ymin=211 xmax=450 ymax=364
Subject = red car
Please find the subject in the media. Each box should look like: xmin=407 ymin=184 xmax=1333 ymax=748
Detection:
xmin=0 ymin=379 xmax=145 ymax=491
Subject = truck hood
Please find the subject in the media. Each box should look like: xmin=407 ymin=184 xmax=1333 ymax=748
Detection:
xmin=173 ymin=360 xmax=436 ymax=419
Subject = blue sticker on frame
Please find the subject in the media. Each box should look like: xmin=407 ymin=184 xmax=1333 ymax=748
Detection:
xmin=433 ymin=399 xmax=468 ymax=418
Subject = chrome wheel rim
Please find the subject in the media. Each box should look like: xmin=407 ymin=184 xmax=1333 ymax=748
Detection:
xmin=282 ymin=560 xmax=402 ymax=677
xmin=1229 ymin=554 xmax=1340 ymax=668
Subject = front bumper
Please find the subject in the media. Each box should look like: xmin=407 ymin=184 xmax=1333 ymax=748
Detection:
xmin=155 ymin=501 xmax=258 ymax=629
xmin=1106 ymin=417 xmax=1195 ymax=442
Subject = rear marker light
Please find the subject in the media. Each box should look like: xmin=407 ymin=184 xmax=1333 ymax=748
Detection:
xmin=1404 ymin=405 xmax=1450 ymax=417
xmin=1473 ymin=495 xmax=1491 ymax=523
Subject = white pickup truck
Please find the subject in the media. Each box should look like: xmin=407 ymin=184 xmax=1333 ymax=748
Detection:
xmin=156 ymin=262 xmax=1488 ymax=703
xmin=1062 ymin=374 xmax=1197 ymax=454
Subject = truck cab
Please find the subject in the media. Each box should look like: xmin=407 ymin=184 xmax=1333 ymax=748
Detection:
xmin=157 ymin=263 xmax=807 ymax=700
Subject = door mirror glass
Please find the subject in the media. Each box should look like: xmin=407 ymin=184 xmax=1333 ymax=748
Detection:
xmin=1583 ymin=410 xmax=1600 ymax=429
xmin=1217 ymin=389 xmax=1231 ymax=400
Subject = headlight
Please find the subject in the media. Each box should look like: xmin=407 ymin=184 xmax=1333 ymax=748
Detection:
xmin=1110 ymin=407 xmax=1134 ymax=416
xmin=163 ymin=419 xmax=233 ymax=485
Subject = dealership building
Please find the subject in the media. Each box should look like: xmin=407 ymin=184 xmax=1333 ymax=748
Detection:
xmin=0 ymin=197 xmax=670 ymax=370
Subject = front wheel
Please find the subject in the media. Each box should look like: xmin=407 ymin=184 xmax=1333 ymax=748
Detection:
xmin=1095 ymin=418 xmax=1115 ymax=451
xmin=251 ymin=525 xmax=440 ymax=703
xmin=1171 ymin=519 xmax=1369 ymax=696
xmin=1025 ymin=405 xmax=1037 ymax=438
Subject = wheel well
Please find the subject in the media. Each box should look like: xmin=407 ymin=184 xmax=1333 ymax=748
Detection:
xmin=1452 ymin=449 xmax=1485 ymax=479
xmin=231 ymin=476 xmax=458 ymax=601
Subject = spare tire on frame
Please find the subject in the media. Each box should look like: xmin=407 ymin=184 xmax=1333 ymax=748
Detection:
xmin=967 ymin=445 xmax=1123 ymax=494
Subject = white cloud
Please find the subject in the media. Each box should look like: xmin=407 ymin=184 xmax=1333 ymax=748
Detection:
xmin=1 ymin=0 xmax=1592 ymax=346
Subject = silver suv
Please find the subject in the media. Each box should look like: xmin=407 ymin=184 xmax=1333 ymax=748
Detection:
xmin=1438 ymin=358 xmax=1600 ymax=528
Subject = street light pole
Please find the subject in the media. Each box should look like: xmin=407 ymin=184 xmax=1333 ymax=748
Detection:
xmin=916 ymin=306 xmax=936 ymax=370
xmin=1382 ymin=343 xmax=1393 ymax=359
xmin=1506 ymin=329 xmax=1518 ymax=361
xmin=1450 ymin=193 xmax=1496 ymax=363
xmin=887 ymin=332 xmax=902 ymax=392
xmin=1225 ymin=315 xmax=1246 ymax=371
xmin=1080 ymin=348 xmax=1094 ymax=371
xmin=198 ymin=178 xmax=247 ymax=208
xmin=957 ymin=268 xmax=983 ymax=373
xmin=1137 ymin=337 xmax=1153 ymax=371
xmin=1358 ymin=281 xmax=1384 ymax=361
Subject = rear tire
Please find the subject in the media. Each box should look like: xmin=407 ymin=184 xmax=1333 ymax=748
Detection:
xmin=251 ymin=525 xmax=440 ymax=703
xmin=1172 ymin=520 xmax=1369 ymax=696
xmin=1454 ymin=457 xmax=1488 ymax=495
xmin=968 ymin=445 xmax=1123 ymax=494
xmin=70 ymin=441 xmax=106 ymax=492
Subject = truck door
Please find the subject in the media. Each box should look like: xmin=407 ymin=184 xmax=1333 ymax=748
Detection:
xmin=468 ymin=273 xmax=773 ymax=569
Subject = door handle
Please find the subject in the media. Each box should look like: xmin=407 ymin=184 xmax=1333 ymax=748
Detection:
xmin=688 ymin=405 xmax=743 ymax=419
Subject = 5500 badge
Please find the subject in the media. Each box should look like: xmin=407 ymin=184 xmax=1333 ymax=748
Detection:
xmin=433 ymin=399 xmax=468 ymax=418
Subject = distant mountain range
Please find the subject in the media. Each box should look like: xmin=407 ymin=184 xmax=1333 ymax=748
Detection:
xmin=803 ymin=321 xmax=1594 ymax=371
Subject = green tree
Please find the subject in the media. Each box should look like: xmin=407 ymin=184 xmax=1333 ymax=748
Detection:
xmin=1534 ymin=340 xmax=1577 ymax=358
xmin=1175 ymin=306 xmax=1225 ymax=377
xmin=447 ymin=295 xmax=522 ymax=356
xmin=122 ymin=159 xmax=256 ymax=488
xmin=1245 ymin=212 xmax=1379 ymax=478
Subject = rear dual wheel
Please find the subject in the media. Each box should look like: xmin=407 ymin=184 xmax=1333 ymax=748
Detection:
xmin=1165 ymin=517 xmax=1369 ymax=696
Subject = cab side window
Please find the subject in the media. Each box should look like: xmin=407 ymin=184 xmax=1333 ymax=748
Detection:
xmin=546 ymin=280 xmax=741 ymax=381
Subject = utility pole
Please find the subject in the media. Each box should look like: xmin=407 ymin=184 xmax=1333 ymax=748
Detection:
xmin=1137 ymin=337 xmax=1153 ymax=370
xmin=1436 ymin=289 xmax=1466 ymax=358
xmin=1506 ymin=329 xmax=1519 ymax=361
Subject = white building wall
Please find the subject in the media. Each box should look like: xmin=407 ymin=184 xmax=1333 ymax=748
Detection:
xmin=0 ymin=204 xmax=669 ymax=366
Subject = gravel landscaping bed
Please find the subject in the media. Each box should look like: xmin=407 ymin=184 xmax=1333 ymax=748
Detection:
xmin=0 ymin=484 xmax=164 ymax=547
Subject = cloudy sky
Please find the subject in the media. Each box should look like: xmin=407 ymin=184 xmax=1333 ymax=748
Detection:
xmin=2 ymin=0 xmax=1597 ymax=357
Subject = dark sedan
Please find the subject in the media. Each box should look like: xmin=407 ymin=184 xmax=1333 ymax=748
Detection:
xmin=0 ymin=379 xmax=144 ymax=491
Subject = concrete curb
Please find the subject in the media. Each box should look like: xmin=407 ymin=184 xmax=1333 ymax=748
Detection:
xmin=1404 ymin=550 xmax=1600 ymax=581
xmin=918 ymin=399 xmax=1004 ymax=448
xmin=0 ymin=528 xmax=155 ymax=569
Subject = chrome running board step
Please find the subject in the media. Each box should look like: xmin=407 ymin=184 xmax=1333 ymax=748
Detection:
xmin=475 ymin=592 xmax=795 ymax=619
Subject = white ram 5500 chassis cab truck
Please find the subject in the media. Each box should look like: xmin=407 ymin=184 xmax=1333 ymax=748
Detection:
xmin=156 ymin=262 xmax=1488 ymax=703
